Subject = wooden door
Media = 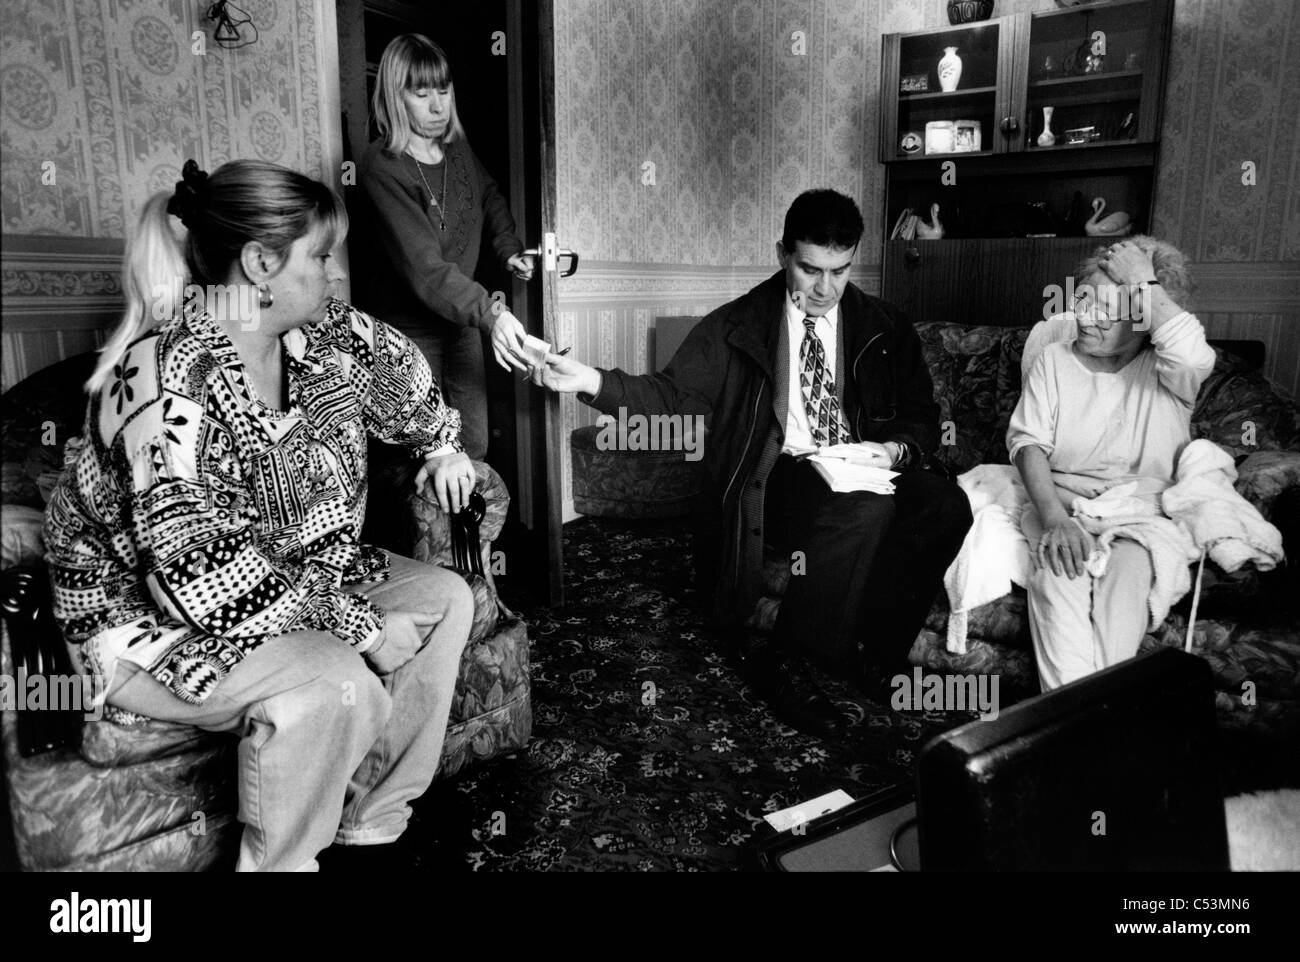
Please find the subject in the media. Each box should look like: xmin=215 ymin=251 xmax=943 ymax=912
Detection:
xmin=517 ymin=0 xmax=569 ymax=606
xmin=496 ymin=0 xmax=570 ymax=607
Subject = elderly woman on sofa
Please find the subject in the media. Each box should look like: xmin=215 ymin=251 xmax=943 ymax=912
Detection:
xmin=1007 ymin=237 xmax=1217 ymax=690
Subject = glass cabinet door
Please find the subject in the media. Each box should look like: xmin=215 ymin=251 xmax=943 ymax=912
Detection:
xmin=886 ymin=19 xmax=1011 ymax=162
xmin=1023 ymin=0 xmax=1165 ymax=152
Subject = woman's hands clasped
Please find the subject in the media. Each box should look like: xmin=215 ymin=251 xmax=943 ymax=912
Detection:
xmin=414 ymin=450 xmax=476 ymax=514
xmin=1035 ymin=514 xmax=1097 ymax=579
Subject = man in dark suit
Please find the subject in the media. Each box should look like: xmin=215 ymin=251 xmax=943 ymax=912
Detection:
xmin=540 ymin=190 xmax=972 ymax=734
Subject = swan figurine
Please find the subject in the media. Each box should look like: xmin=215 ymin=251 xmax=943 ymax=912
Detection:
xmin=1084 ymin=197 xmax=1132 ymax=237
xmin=916 ymin=203 xmax=944 ymax=240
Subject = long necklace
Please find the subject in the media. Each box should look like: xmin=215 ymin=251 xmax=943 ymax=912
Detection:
xmin=410 ymin=148 xmax=449 ymax=231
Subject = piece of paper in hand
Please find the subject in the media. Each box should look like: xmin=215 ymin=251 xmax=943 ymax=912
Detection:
xmin=522 ymin=334 xmax=551 ymax=386
xmin=522 ymin=334 xmax=551 ymax=366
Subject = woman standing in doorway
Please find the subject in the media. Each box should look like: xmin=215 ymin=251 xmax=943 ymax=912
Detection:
xmin=358 ymin=33 xmax=533 ymax=461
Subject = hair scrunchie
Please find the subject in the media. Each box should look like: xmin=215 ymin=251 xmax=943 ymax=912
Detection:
xmin=166 ymin=159 xmax=210 ymax=227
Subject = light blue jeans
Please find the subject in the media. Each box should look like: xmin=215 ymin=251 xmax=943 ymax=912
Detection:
xmin=106 ymin=553 xmax=474 ymax=871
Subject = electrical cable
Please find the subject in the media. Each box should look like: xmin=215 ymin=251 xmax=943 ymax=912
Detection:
xmin=206 ymin=0 xmax=259 ymax=49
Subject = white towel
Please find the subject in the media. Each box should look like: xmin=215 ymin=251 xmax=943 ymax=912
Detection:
xmin=1162 ymin=439 xmax=1285 ymax=573
xmin=943 ymin=466 xmax=1032 ymax=654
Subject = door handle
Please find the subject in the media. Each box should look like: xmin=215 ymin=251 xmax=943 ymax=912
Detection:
xmin=522 ymin=232 xmax=580 ymax=278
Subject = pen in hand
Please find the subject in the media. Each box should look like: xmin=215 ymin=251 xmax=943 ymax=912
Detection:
xmin=523 ymin=346 xmax=572 ymax=383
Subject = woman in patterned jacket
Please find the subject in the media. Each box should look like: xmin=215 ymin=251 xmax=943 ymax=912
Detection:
xmin=43 ymin=159 xmax=478 ymax=872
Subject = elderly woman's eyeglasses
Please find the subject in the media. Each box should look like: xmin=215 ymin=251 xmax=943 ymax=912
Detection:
xmin=1073 ymin=294 xmax=1122 ymax=329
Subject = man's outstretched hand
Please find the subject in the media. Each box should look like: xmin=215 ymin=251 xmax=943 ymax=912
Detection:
xmin=538 ymin=352 xmax=601 ymax=396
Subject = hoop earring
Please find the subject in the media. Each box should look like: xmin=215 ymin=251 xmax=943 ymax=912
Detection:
xmin=257 ymin=283 xmax=274 ymax=309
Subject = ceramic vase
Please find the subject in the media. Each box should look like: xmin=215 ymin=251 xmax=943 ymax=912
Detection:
xmin=1037 ymin=106 xmax=1056 ymax=147
xmin=947 ymin=0 xmax=995 ymax=25
xmin=938 ymin=47 xmax=962 ymax=92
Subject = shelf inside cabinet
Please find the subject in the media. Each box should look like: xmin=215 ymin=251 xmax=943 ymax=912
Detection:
xmin=1025 ymin=139 xmax=1140 ymax=153
xmin=887 ymin=142 xmax=1155 ymax=174
xmin=1027 ymin=90 xmax=1140 ymax=109
xmin=895 ymin=149 xmax=995 ymax=162
xmin=900 ymin=85 xmax=997 ymax=102
xmin=880 ymin=0 xmax=1173 ymax=323
xmin=1027 ymin=70 xmax=1143 ymax=108
xmin=1029 ymin=69 xmax=1142 ymax=89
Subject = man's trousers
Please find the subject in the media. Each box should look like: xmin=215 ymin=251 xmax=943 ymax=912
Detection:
xmin=764 ymin=455 xmax=973 ymax=675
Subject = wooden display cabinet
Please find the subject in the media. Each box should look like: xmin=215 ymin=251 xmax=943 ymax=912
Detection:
xmin=879 ymin=0 xmax=1174 ymax=327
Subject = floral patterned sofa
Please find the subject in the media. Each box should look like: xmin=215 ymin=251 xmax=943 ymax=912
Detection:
xmin=0 ymin=352 xmax=531 ymax=871
xmin=750 ymin=321 xmax=1300 ymax=737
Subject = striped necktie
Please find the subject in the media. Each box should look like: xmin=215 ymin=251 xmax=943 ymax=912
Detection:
xmin=798 ymin=315 xmax=853 ymax=448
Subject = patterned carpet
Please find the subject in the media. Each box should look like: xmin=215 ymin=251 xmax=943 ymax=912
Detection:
xmin=3 ymin=515 xmax=1292 ymax=872
xmin=409 ymin=516 xmax=987 ymax=872
xmin=409 ymin=516 xmax=1300 ymax=872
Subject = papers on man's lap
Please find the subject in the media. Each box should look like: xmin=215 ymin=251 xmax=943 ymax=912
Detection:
xmin=792 ymin=444 xmax=898 ymax=494
xmin=809 ymin=457 xmax=897 ymax=494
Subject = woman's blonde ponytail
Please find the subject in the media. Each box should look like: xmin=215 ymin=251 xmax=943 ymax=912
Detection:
xmin=87 ymin=193 xmax=188 ymax=393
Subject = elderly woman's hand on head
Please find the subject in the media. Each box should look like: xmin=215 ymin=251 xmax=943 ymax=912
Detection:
xmin=1098 ymin=240 xmax=1156 ymax=288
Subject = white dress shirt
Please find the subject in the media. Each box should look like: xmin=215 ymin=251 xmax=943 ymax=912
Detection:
xmin=783 ymin=298 xmax=839 ymax=453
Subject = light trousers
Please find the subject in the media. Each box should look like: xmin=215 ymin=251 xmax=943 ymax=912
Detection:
xmin=1026 ymin=539 xmax=1153 ymax=691
xmin=106 ymin=553 xmax=473 ymax=872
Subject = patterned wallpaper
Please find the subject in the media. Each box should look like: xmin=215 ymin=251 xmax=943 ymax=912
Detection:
xmin=1 ymin=0 xmax=332 ymax=237
xmin=551 ymin=0 xmax=1300 ymax=519
xmin=0 ymin=0 xmax=340 ymax=391
xmin=1153 ymin=0 xmax=1299 ymax=262
xmin=923 ymin=0 xmax=1300 ymax=262
xmin=555 ymin=0 xmax=931 ymax=270
xmin=555 ymin=0 xmax=1299 ymax=269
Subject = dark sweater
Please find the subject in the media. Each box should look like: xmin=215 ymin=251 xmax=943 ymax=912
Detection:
xmin=355 ymin=138 xmax=524 ymax=334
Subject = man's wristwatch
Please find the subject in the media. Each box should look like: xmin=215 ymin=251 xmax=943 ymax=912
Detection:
xmin=1136 ymin=278 xmax=1161 ymax=293
xmin=887 ymin=441 xmax=911 ymax=468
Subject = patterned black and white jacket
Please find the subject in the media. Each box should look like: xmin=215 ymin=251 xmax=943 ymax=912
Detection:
xmin=43 ymin=298 xmax=462 ymax=704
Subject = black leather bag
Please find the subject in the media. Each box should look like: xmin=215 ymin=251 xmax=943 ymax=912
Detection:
xmin=0 ymin=564 xmax=83 ymax=757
